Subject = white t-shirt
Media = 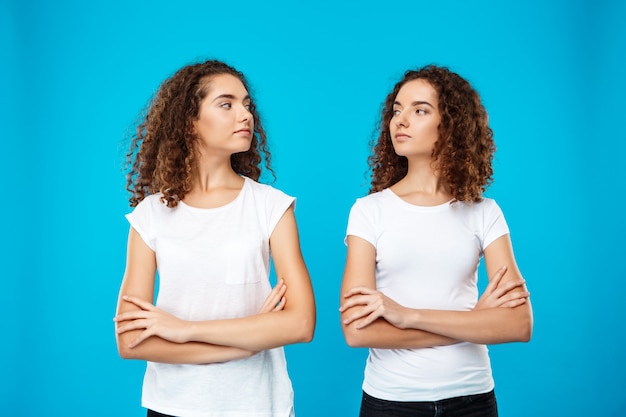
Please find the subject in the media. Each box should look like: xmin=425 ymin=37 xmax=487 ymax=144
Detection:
xmin=126 ymin=177 xmax=296 ymax=417
xmin=346 ymin=188 xmax=510 ymax=401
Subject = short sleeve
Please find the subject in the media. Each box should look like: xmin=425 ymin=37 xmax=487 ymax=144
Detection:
xmin=266 ymin=187 xmax=296 ymax=237
xmin=125 ymin=196 xmax=157 ymax=251
xmin=482 ymin=199 xmax=510 ymax=250
xmin=345 ymin=197 xmax=377 ymax=247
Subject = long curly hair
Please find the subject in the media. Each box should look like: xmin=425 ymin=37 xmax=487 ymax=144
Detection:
xmin=369 ymin=65 xmax=495 ymax=202
xmin=125 ymin=60 xmax=273 ymax=208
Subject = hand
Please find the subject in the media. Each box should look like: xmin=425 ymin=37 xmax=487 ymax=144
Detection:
xmin=475 ymin=265 xmax=530 ymax=310
xmin=114 ymin=296 xmax=191 ymax=348
xmin=258 ymin=279 xmax=287 ymax=314
xmin=340 ymin=286 xmax=409 ymax=330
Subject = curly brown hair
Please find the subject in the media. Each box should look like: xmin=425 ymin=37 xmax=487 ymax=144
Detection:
xmin=369 ymin=65 xmax=495 ymax=202
xmin=125 ymin=60 xmax=273 ymax=208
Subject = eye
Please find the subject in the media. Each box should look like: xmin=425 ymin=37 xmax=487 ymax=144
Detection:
xmin=392 ymin=109 xmax=401 ymax=116
xmin=244 ymin=103 xmax=252 ymax=111
xmin=219 ymin=102 xmax=232 ymax=109
xmin=416 ymin=109 xmax=427 ymax=115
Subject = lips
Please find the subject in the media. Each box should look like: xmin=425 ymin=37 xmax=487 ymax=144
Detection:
xmin=234 ymin=128 xmax=251 ymax=135
xmin=394 ymin=133 xmax=411 ymax=141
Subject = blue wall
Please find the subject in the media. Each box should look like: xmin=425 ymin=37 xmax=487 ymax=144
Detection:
xmin=2 ymin=0 xmax=624 ymax=415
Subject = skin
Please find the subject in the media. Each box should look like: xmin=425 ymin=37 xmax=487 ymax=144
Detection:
xmin=340 ymin=79 xmax=533 ymax=349
xmin=114 ymin=74 xmax=315 ymax=363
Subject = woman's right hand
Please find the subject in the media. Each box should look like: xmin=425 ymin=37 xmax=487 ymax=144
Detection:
xmin=258 ymin=279 xmax=287 ymax=314
xmin=475 ymin=265 xmax=530 ymax=310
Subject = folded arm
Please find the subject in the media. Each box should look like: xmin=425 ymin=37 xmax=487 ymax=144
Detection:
xmin=341 ymin=234 xmax=533 ymax=347
xmin=340 ymin=236 xmax=457 ymax=348
xmin=116 ymin=207 xmax=316 ymax=353
xmin=397 ymin=234 xmax=533 ymax=344
xmin=115 ymin=227 xmax=259 ymax=364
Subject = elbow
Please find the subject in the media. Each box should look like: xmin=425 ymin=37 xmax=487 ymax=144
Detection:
xmin=299 ymin=328 xmax=314 ymax=344
xmin=297 ymin=317 xmax=316 ymax=343
xmin=512 ymin=314 xmax=533 ymax=343
xmin=117 ymin=343 xmax=135 ymax=360
xmin=342 ymin=325 xmax=367 ymax=348
xmin=519 ymin=317 xmax=533 ymax=342
xmin=116 ymin=335 xmax=139 ymax=360
xmin=288 ymin=313 xmax=315 ymax=344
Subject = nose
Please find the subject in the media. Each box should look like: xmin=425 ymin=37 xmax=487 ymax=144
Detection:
xmin=394 ymin=110 xmax=408 ymax=128
xmin=238 ymin=104 xmax=252 ymax=123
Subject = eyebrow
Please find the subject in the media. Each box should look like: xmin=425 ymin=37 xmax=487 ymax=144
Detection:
xmin=211 ymin=94 xmax=251 ymax=103
xmin=393 ymin=100 xmax=435 ymax=109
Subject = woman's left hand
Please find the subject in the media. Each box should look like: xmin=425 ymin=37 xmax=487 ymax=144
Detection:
xmin=340 ymin=286 xmax=409 ymax=329
xmin=114 ymin=296 xmax=191 ymax=348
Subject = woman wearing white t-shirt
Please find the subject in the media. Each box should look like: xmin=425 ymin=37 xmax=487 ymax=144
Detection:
xmin=340 ymin=65 xmax=533 ymax=417
xmin=114 ymin=60 xmax=315 ymax=417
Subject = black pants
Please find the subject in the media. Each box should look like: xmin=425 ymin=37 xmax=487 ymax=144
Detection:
xmin=359 ymin=390 xmax=498 ymax=417
xmin=147 ymin=410 xmax=176 ymax=417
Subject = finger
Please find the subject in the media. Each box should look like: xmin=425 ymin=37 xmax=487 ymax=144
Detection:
xmin=343 ymin=286 xmax=376 ymax=298
xmin=339 ymin=294 xmax=378 ymax=312
xmin=116 ymin=318 xmax=152 ymax=333
xmin=499 ymin=291 xmax=530 ymax=304
xmin=275 ymin=283 xmax=287 ymax=301
xmin=260 ymin=283 xmax=287 ymax=313
xmin=492 ymin=279 xmax=526 ymax=299
xmin=129 ymin=329 xmax=152 ymax=348
xmin=268 ymin=279 xmax=285 ymax=297
xmin=355 ymin=309 xmax=382 ymax=329
xmin=113 ymin=310 xmax=151 ymax=322
xmin=500 ymin=298 xmax=528 ymax=308
xmin=273 ymin=296 xmax=286 ymax=312
xmin=342 ymin=303 xmax=379 ymax=325
xmin=485 ymin=265 xmax=507 ymax=294
xmin=121 ymin=295 xmax=155 ymax=311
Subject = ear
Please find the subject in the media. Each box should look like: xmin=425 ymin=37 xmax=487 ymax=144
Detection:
xmin=188 ymin=119 xmax=198 ymax=137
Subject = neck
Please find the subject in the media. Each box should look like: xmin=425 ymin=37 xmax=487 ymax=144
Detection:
xmin=192 ymin=154 xmax=240 ymax=192
xmin=406 ymin=158 xmax=444 ymax=192
xmin=391 ymin=158 xmax=452 ymax=205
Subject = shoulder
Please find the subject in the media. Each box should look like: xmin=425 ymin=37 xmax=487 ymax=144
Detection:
xmin=479 ymin=197 xmax=499 ymax=209
xmin=476 ymin=197 xmax=505 ymax=218
xmin=352 ymin=190 xmax=387 ymax=210
xmin=244 ymin=177 xmax=290 ymax=197
xmin=348 ymin=191 xmax=389 ymax=224
xmin=128 ymin=193 xmax=173 ymax=220
xmin=454 ymin=197 xmax=508 ymax=240
xmin=243 ymin=177 xmax=295 ymax=210
xmin=130 ymin=193 xmax=165 ymax=211
xmin=454 ymin=197 xmax=500 ymax=214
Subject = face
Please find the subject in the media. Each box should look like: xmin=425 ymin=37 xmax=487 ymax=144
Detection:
xmin=389 ymin=79 xmax=441 ymax=158
xmin=193 ymin=73 xmax=254 ymax=157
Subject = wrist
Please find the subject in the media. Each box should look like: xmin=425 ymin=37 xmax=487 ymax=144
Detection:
xmin=400 ymin=308 xmax=421 ymax=330
xmin=186 ymin=321 xmax=200 ymax=343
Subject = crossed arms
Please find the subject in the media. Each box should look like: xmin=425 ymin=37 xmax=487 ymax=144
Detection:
xmin=340 ymin=234 xmax=533 ymax=349
xmin=114 ymin=206 xmax=316 ymax=364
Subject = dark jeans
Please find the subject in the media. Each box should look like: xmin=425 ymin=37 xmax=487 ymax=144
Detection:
xmin=359 ymin=390 xmax=498 ymax=417
xmin=147 ymin=410 xmax=176 ymax=417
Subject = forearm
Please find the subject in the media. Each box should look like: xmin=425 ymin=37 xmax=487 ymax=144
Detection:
xmin=117 ymin=331 xmax=254 ymax=364
xmin=186 ymin=308 xmax=315 ymax=351
xmin=342 ymin=317 xmax=458 ymax=348
xmin=405 ymin=302 xmax=533 ymax=344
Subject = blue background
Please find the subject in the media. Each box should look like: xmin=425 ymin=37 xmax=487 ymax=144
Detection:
xmin=2 ymin=0 xmax=625 ymax=415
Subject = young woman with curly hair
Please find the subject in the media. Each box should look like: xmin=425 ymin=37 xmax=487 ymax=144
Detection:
xmin=340 ymin=65 xmax=533 ymax=417
xmin=114 ymin=60 xmax=315 ymax=417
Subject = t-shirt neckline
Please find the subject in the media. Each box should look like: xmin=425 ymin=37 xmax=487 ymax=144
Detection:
xmin=384 ymin=188 xmax=454 ymax=212
xmin=178 ymin=176 xmax=249 ymax=213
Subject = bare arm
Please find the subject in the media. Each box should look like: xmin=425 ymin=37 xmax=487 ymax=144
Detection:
xmin=340 ymin=236 xmax=457 ymax=349
xmin=115 ymin=227 xmax=260 ymax=364
xmin=403 ymin=234 xmax=533 ymax=344
xmin=116 ymin=207 xmax=316 ymax=352
xmin=342 ymin=234 xmax=533 ymax=345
